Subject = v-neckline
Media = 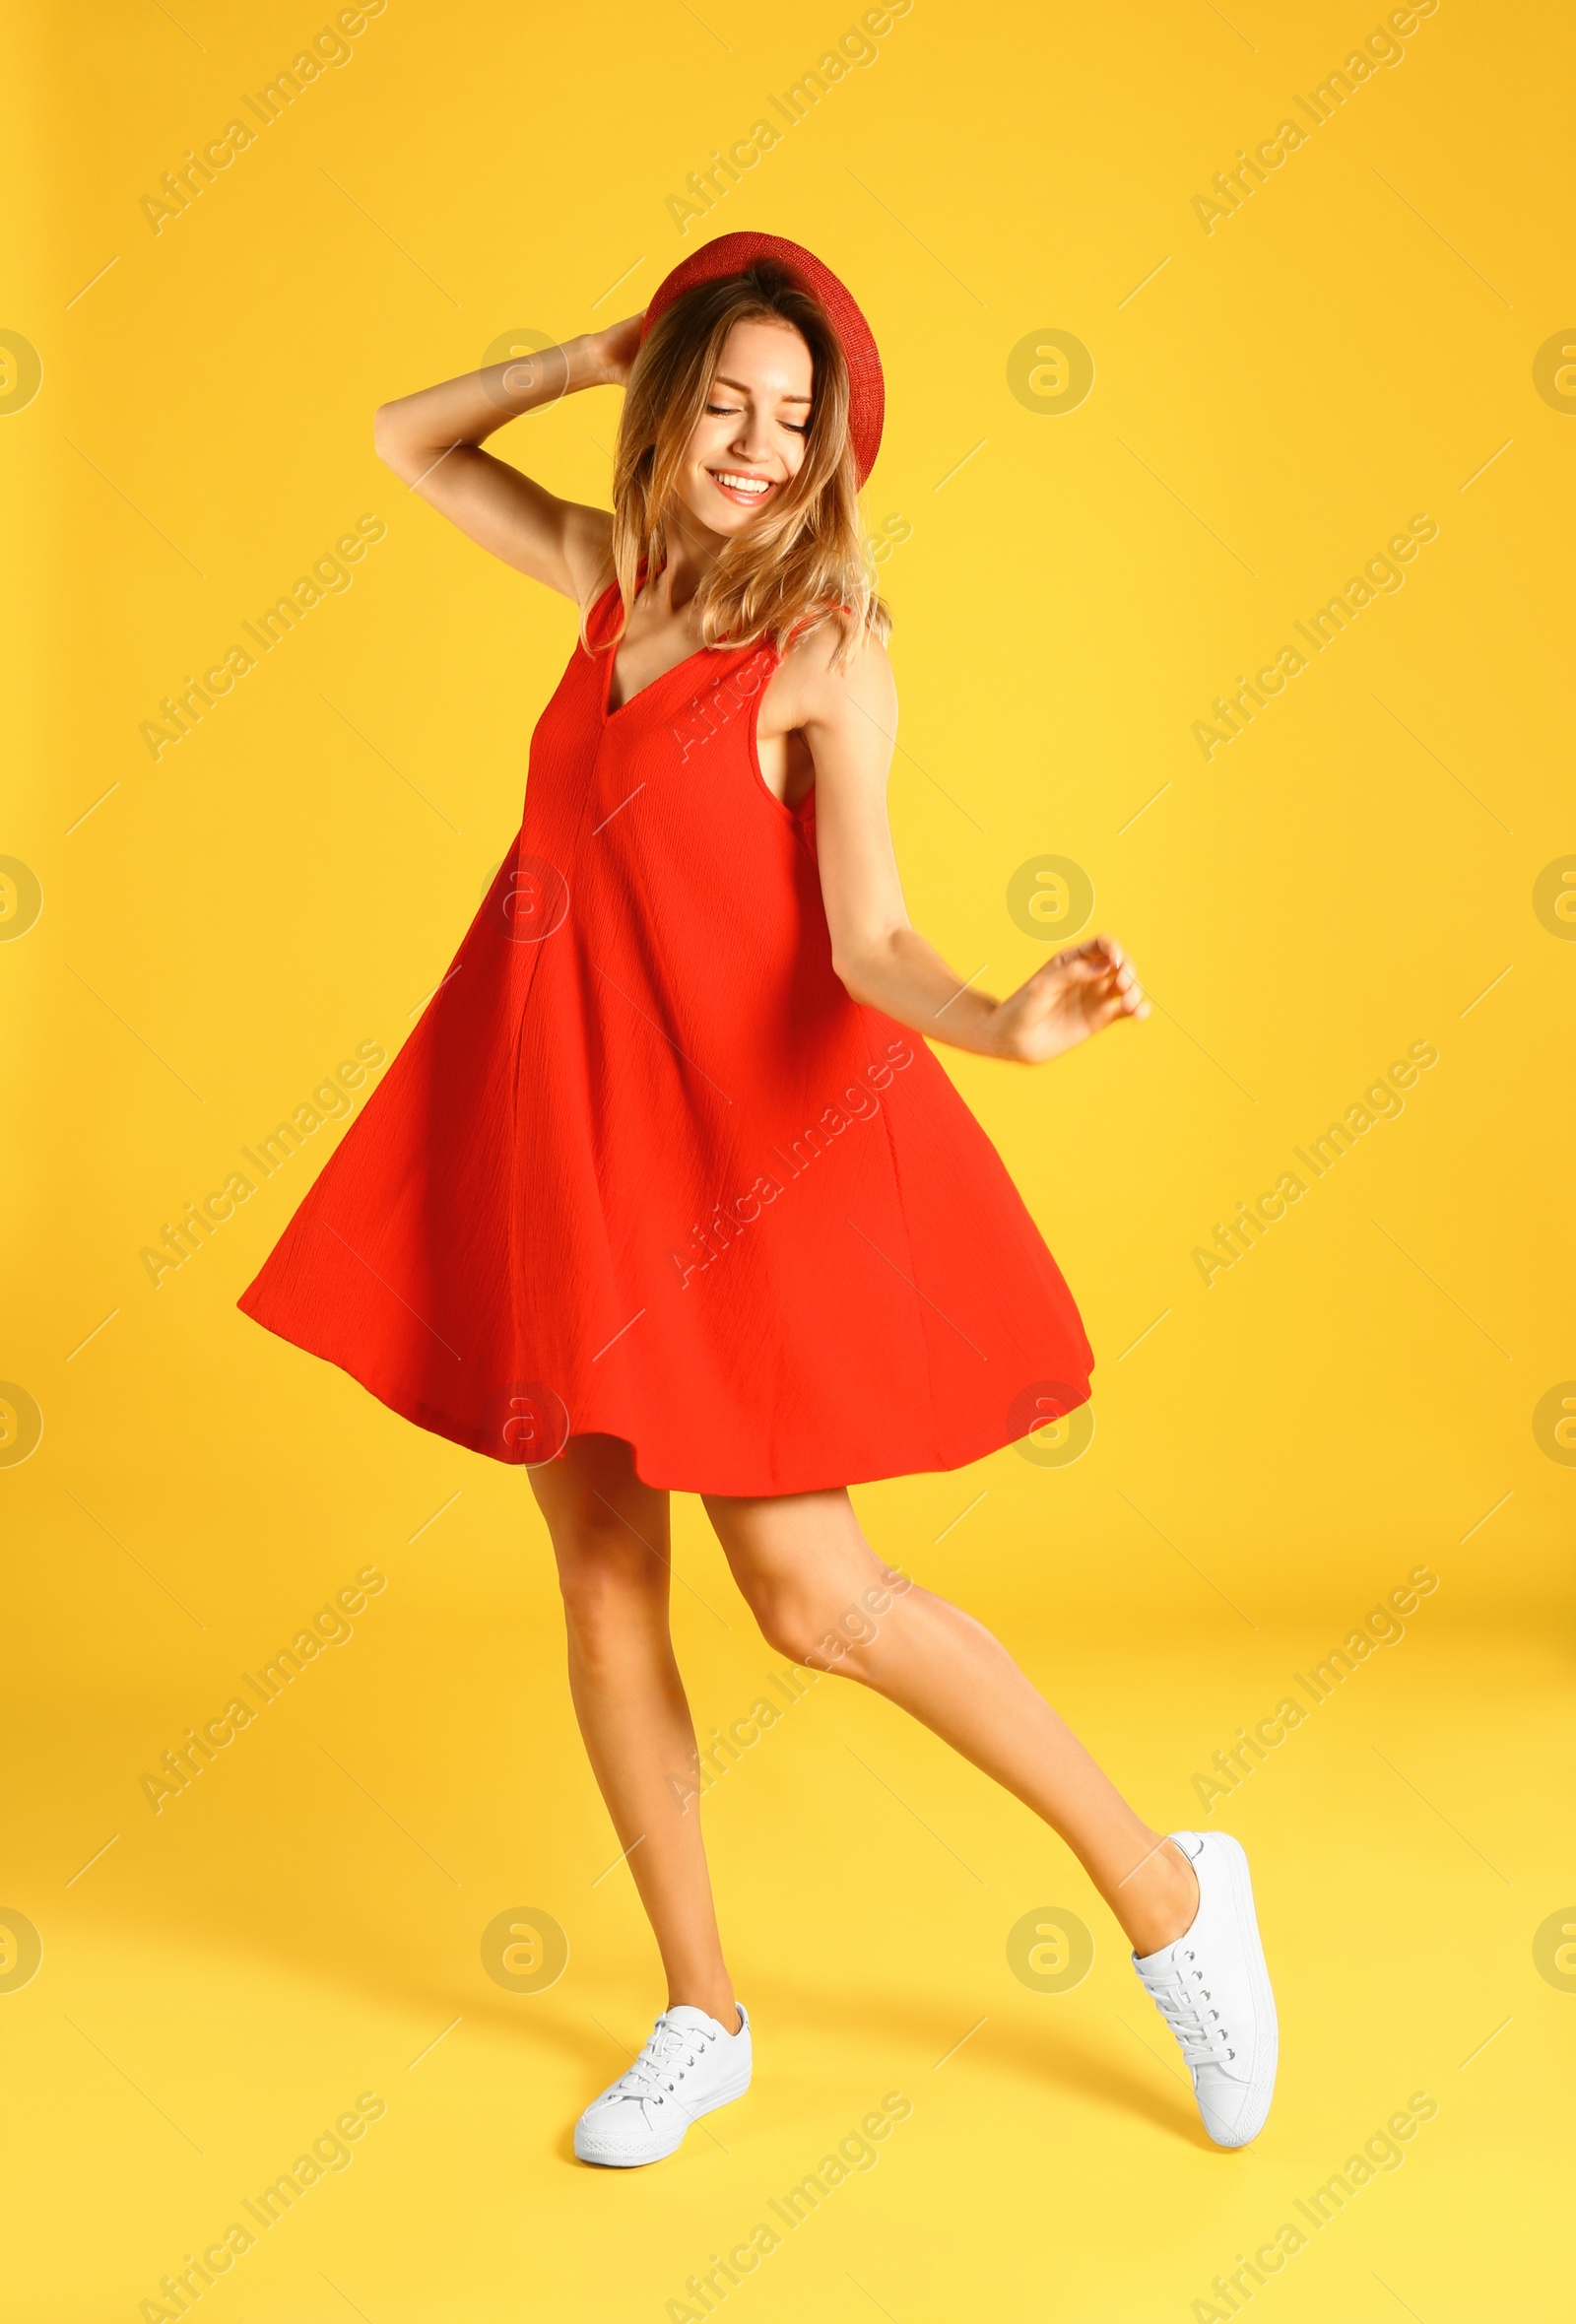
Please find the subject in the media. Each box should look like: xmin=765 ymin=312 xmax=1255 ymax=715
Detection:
xmin=603 ymin=633 xmax=713 ymax=721
xmin=599 ymin=573 xmax=716 ymax=721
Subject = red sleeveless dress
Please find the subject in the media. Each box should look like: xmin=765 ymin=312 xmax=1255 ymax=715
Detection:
xmin=238 ymin=581 xmax=1094 ymax=1493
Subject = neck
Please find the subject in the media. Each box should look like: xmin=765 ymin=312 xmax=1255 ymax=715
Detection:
xmin=656 ymin=505 xmax=727 ymax=615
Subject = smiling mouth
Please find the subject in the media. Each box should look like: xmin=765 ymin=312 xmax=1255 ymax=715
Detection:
xmin=707 ymin=469 xmax=774 ymax=506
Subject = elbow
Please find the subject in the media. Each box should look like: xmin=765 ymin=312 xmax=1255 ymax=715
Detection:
xmin=831 ymin=921 xmax=907 ymax=1007
xmin=372 ymin=402 xmax=422 ymax=480
xmin=829 ymin=941 xmax=884 ymax=1008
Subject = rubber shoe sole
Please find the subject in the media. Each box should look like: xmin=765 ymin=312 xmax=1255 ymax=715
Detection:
xmin=574 ymin=2066 xmax=754 ymax=2166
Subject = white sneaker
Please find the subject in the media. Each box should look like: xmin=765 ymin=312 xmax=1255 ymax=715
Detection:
xmin=1133 ymin=1830 xmax=1278 ymax=2147
xmin=573 ymin=2003 xmax=752 ymax=2166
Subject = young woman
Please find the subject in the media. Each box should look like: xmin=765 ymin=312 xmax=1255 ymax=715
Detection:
xmin=239 ymin=232 xmax=1276 ymax=2164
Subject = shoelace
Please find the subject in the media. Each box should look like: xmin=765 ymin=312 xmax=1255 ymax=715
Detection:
xmin=608 ymin=2018 xmax=715 ymax=2111
xmin=1149 ymin=1949 xmax=1236 ymax=2072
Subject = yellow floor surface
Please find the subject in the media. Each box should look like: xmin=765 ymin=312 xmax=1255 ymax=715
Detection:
xmin=6 ymin=1468 xmax=1569 ymax=2320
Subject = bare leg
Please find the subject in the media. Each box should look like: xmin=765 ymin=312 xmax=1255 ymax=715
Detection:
xmin=703 ymin=1486 xmax=1199 ymax=1956
xmin=530 ymin=1435 xmax=740 ymax=2027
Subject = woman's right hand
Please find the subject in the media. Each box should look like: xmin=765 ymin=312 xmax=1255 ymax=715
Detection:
xmin=593 ymin=310 xmax=646 ymax=387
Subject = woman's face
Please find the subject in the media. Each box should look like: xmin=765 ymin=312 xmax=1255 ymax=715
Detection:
xmin=675 ymin=317 xmax=815 ymax=539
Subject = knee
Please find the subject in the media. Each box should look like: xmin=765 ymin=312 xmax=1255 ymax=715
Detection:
xmin=751 ymin=1584 xmax=883 ymax=1676
xmin=554 ymin=1524 xmax=663 ymax=1645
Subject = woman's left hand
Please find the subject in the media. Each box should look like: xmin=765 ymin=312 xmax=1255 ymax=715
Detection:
xmin=989 ymin=934 xmax=1150 ymax=1064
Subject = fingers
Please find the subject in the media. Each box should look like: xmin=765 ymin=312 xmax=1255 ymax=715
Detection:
xmin=1085 ymin=937 xmax=1149 ymax=1022
xmin=1114 ymin=964 xmax=1149 ymax=1020
xmin=1049 ymin=931 xmax=1117 ymax=968
xmin=1041 ymin=932 xmax=1149 ymax=1010
xmin=1049 ymin=931 xmax=1128 ymax=978
xmin=1026 ymin=928 xmax=1151 ymax=1036
xmin=1093 ymin=983 xmax=1149 ymax=1029
xmin=1110 ymin=945 xmax=1148 ymax=1017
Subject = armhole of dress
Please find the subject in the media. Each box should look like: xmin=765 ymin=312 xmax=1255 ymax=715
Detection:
xmin=775 ymin=602 xmax=857 ymax=825
xmin=585 ymin=572 xmax=623 ymax=656
xmin=586 ymin=556 xmax=658 ymax=656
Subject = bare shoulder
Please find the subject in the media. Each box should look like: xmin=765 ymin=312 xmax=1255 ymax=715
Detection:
xmin=767 ymin=614 xmax=897 ymax=740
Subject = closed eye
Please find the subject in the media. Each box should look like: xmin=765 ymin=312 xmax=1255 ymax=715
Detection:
xmin=705 ymin=402 xmax=811 ymax=433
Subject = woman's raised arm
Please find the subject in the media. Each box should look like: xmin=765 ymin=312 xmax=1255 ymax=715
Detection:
xmin=372 ymin=312 xmax=644 ymax=600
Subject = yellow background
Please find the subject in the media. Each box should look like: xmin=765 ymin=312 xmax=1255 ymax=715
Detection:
xmin=4 ymin=0 xmax=1571 ymax=2314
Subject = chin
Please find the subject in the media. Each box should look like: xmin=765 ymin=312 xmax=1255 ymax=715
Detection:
xmin=683 ymin=495 xmax=761 ymax=542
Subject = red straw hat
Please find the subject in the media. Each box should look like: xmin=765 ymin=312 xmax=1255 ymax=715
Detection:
xmin=639 ymin=232 xmax=885 ymax=486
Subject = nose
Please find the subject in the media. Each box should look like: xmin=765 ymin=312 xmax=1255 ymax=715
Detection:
xmin=728 ymin=408 xmax=773 ymax=466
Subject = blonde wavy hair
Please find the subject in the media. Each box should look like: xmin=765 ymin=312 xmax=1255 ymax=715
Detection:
xmin=591 ymin=261 xmax=889 ymax=670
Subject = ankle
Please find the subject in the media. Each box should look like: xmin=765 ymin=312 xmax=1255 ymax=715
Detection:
xmin=668 ymin=1986 xmax=741 ymax=2034
xmin=1118 ymin=1837 xmax=1200 ymax=1958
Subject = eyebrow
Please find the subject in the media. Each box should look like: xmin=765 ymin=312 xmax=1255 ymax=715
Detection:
xmin=712 ymin=373 xmax=813 ymax=405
